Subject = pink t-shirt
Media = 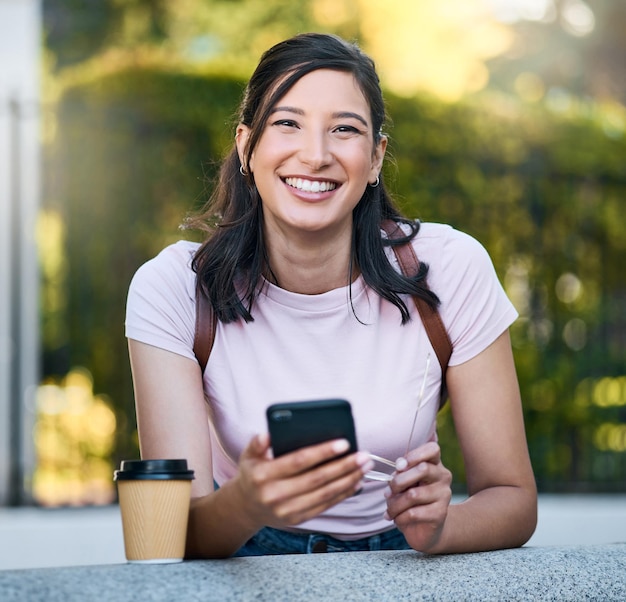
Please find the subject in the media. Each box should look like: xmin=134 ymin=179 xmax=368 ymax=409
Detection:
xmin=125 ymin=222 xmax=518 ymax=539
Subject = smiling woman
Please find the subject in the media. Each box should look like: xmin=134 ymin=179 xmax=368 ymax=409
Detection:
xmin=124 ymin=33 xmax=537 ymax=559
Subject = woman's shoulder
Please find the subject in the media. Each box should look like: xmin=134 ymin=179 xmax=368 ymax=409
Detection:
xmin=129 ymin=240 xmax=201 ymax=299
xmin=411 ymin=221 xmax=503 ymax=302
xmin=126 ymin=241 xmax=201 ymax=358
xmin=411 ymin=221 xmax=491 ymax=269
xmin=384 ymin=220 xmax=490 ymax=276
xmin=146 ymin=239 xmax=200 ymax=267
xmin=412 ymin=223 xmax=517 ymax=365
xmin=132 ymin=240 xmax=200 ymax=279
xmin=414 ymin=221 xmax=482 ymax=250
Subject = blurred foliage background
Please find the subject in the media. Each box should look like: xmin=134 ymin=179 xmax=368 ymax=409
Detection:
xmin=35 ymin=0 xmax=625 ymax=505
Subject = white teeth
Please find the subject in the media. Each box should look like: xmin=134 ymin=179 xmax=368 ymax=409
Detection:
xmin=285 ymin=177 xmax=337 ymax=193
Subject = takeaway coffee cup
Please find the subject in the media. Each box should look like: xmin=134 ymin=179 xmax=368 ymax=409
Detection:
xmin=114 ymin=459 xmax=195 ymax=563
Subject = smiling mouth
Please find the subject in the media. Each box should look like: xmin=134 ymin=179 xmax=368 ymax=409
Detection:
xmin=284 ymin=177 xmax=338 ymax=193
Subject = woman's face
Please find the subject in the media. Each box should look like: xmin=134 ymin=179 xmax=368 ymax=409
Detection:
xmin=236 ymin=69 xmax=386 ymax=240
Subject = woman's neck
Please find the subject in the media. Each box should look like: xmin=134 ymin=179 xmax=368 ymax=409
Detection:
xmin=264 ymin=227 xmax=356 ymax=295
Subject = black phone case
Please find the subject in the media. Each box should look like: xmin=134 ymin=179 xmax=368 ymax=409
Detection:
xmin=266 ymin=398 xmax=358 ymax=458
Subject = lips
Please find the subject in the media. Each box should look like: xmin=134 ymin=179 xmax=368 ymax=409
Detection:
xmin=284 ymin=177 xmax=338 ymax=193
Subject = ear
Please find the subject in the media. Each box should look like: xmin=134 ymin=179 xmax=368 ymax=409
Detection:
xmin=235 ymin=124 xmax=251 ymax=171
xmin=369 ymin=135 xmax=387 ymax=185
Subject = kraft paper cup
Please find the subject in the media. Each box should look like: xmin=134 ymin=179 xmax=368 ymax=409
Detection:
xmin=114 ymin=459 xmax=194 ymax=564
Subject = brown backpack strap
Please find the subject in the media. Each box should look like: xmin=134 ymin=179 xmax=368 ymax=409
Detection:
xmin=194 ymin=221 xmax=453 ymax=400
xmin=193 ymin=285 xmax=217 ymax=373
xmin=381 ymin=219 xmax=453 ymax=405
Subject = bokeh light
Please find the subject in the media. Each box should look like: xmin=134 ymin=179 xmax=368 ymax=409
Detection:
xmin=33 ymin=367 xmax=117 ymax=506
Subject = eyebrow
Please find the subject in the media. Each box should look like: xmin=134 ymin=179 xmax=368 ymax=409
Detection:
xmin=270 ymin=106 xmax=369 ymax=128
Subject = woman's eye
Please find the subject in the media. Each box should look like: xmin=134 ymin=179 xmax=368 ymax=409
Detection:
xmin=335 ymin=125 xmax=362 ymax=135
xmin=273 ymin=119 xmax=298 ymax=128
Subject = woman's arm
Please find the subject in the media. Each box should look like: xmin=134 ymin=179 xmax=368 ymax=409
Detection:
xmin=128 ymin=339 xmax=372 ymax=558
xmin=128 ymin=339 xmax=257 ymax=557
xmin=385 ymin=330 xmax=537 ymax=553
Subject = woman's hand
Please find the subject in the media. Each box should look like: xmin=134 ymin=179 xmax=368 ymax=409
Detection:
xmin=383 ymin=441 xmax=452 ymax=552
xmin=233 ymin=433 xmax=374 ymax=529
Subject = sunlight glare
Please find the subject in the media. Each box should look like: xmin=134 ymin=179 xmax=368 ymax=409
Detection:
xmin=486 ymin=0 xmax=554 ymax=23
xmin=561 ymin=0 xmax=595 ymax=36
xmin=358 ymin=0 xmax=513 ymax=100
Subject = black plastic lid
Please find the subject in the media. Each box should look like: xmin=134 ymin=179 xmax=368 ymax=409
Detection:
xmin=114 ymin=459 xmax=195 ymax=481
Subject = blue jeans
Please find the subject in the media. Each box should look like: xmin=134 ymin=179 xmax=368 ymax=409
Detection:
xmin=232 ymin=526 xmax=411 ymax=556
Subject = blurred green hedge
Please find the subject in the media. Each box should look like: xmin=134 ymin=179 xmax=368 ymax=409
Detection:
xmin=44 ymin=67 xmax=626 ymax=492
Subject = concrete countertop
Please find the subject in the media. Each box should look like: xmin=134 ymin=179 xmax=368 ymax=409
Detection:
xmin=0 ymin=543 xmax=624 ymax=602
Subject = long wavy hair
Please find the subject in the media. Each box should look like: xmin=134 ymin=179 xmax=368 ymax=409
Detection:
xmin=188 ymin=33 xmax=439 ymax=324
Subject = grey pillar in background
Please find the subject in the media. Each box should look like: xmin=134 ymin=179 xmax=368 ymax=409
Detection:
xmin=0 ymin=0 xmax=41 ymax=505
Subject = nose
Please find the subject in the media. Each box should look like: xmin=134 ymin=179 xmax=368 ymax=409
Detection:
xmin=298 ymin=129 xmax=332 ymax=171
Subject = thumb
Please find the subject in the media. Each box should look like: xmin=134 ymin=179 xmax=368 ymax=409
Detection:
xmin=243 ymin=432 xmax=271 ymax=460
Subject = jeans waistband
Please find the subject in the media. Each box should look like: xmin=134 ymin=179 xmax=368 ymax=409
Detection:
xmin=233 ymin=525 xmax=411 ymax=556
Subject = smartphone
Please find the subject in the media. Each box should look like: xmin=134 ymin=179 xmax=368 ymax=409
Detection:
xmin=266 ymin=398 xmax=358 ymax=459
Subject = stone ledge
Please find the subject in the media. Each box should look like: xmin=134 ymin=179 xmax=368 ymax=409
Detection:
xmin=1 ymin=543 xmax=624 ymax=601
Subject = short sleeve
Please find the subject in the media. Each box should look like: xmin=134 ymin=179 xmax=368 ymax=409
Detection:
xmin=413 ymin=224 xmax=518 ymax=367
xmin=125 ymin=241 xmax=200 ymax=361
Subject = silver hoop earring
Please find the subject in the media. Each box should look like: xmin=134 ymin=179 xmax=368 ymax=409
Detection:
xmin=239 ymin=165 xmax=248 ymax=177
xmin=370 ymin=176 xmax=380 ymax=188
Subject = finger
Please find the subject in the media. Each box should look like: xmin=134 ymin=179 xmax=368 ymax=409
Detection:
xmin=290 ymin=450 xmax=372 ymax=492
xmin=243 ymin=438 xmax=351 ymax=491
xmin=269 ymin=466 xmax=367 ymax=526
xmin=241 ymin=440 xmax=373 ymax=527
xmin=385 ymin=481 xmax=438 ymax=518
xmin=398 ymin=442 xmax=441 ymax=471
xmin=267 ymin=438 xmax=353 ymax=478
xmin=257 ymin=432 xmax=271 ymax=452
xmin=242 ymin=432 xmax=271 ymax=460
xmin=258 ymin=450 xmax=372 ymax=520
xmin=385 ymin=479 xmax=451 ymax=525
xmin=390 ymin=491 xmax=451 ymax=536
xmin=390 ymin=461 xmax=436 ymax=492
xmin=385 ymin=461 xmax=452 ymax=518
xmin=263 ymin=449 xmax=372 ymax=505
